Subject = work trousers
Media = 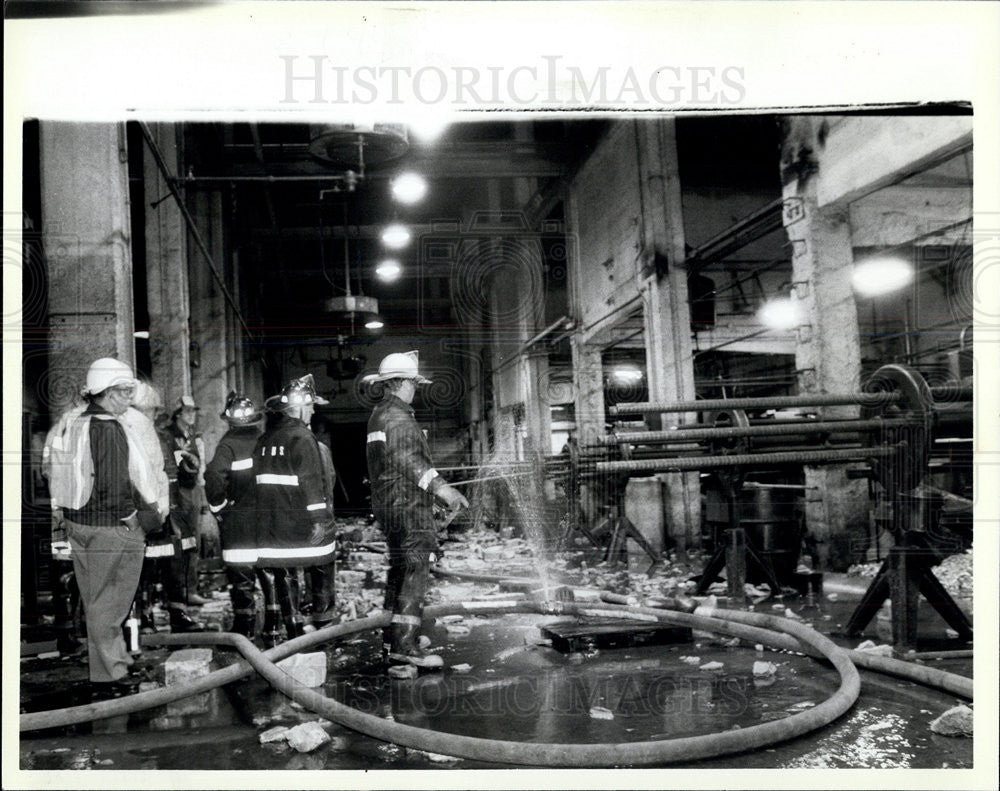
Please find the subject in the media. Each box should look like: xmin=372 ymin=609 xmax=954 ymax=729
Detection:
xmin=65 ymin=519 xmax=145 ymax=682
xmin=377 ymin=505 xmax=437 ymax=655
xmin=167 ymin=483 xmax=200 ymax=605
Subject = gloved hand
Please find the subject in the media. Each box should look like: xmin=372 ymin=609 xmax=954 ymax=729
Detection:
xmin=309 ymin=521 xmax=334 ymax=547
xmin=437 ymin=484 xmax=469 ymax=513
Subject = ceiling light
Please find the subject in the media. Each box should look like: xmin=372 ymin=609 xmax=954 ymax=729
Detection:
xmin=851 ymin=256 xmax=915 ymax=297
xmin=409 ymin=116 xmax=449 ymax=143
xmin=364 ymin=316 xmax=385 ymax=330
xmin=133 ymin=330 xmax=150 ymax=339
xmin=376 ymin=259 xmax=402 ymax=282
xmin=381 ymin=224 xmax=411 ymax=249
xmin=610 ymin=364 xmax=644 ymax=385
xmin=391 ymin=172 xmax=427 ymax=204
xmin=757 ymin=297 xmax=802 ymax=330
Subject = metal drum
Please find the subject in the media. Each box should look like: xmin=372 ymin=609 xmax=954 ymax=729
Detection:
xmin=739 ymin=487 xmax=803 ymax=585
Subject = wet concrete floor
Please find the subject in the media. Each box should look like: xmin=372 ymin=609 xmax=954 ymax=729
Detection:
xmin=19 ymin=564 xmax=973 ymax=770
xmin=19 ymin=618 xmax=973 ymax=769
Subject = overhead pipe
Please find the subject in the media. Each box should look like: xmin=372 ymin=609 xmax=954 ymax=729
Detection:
xmin=610 ymin=386 xmax=971 ymax=416
xmin=595 ymin=445 xmax=897 ymax=475
xmin=597 ymin=418 xmax=913 ymax=446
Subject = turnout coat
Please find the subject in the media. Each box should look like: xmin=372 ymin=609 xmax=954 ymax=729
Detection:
xmin=254 ymin=413 xmax=336 ymax=567
xmin=366 ymin=394 xmax=445 ymax=535
xmin=205 ymin=424 xmax=261 ymax=566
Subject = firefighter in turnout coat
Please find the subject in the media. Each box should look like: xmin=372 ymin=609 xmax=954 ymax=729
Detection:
xmin=254 ymin=375 xmax=337 ymax=645
xmin=205 ymin=392 xmax=263 ymax=638
xmin=365 ymin=352 xmax=468 ymax=669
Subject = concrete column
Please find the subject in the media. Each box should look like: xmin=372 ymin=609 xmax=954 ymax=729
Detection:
xmin=41 ymin=122 xmax=135 ymax=415
xmin=635 ymin=118 xmax=700 ymax=554
xmin=143 ymin=123 xmax=191 ymax=408
xmin=570 ymin=339 xmax=605 ymax=448
xmin=187 ymin=189 xmax=231 ymax=455
xmin=781 ymin=117 xmax=869 ymax=569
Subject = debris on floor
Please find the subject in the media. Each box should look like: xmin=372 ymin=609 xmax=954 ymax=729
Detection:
xmin=275 ymin=652 xmax=327 ymax=688
xmin=928 ymin=705 xmax=973 ymax=737
xmin=285 ymin=722 xmax=332 ymax=753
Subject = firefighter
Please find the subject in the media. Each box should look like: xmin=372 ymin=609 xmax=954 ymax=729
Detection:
xmin=254 ymin=374 xmax=337 ymax=646
xmin=364 ymin=351 xmax=468 ymax=670
xmin=205 ymin=392 xmax=264 ymax=638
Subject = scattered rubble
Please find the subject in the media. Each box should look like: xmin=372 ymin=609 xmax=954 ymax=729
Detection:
xmin=753 ymin=661 xmax=777 ymax=677
xmin=259 ymin=726 xmax=290 ymax=744
xmin=855 ymin=640 xmax=893 ymax=656
xmin=929 ymin=705 xmax=973 ymax=737
xmin=699 ymin=661 xmax=724 ymax=671
xmin=276 ymin=652 xmax=327 ymax=688
xmin=285 ymin=722 xmax=333 ymax=753
xmin=588 ymin=706 xmax=614 ymax=720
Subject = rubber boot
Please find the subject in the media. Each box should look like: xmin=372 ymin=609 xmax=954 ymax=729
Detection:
xmin=53 ymin=565 xmax=81 ymax=654
xmin=387 ymin=543 xmax=441 ymax=669
xmin=226 ymin=565 xmax=257 ymax=638
xmin=186 ymin=550 xmax=209 ymax=605
xmin=382 ymin=558 xmax=405 ymax=661
xmin=168 ymin=605 xmax=204 ymax=633
xmin=275 ymin=568 xmax=305 ymax=640
xmin=137 ymin=563 xmax=158 ymax=635
xmin=257 ymin=568 xmax=283 ymax=648
xmin=306 ymin=563 xmax=337 ymax=629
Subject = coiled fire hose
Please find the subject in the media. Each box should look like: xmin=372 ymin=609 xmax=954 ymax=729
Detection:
xmin=21 ymin=590 xmax=971 ymax=765
xmin=24 ymin=599 xmax=859 ymax=766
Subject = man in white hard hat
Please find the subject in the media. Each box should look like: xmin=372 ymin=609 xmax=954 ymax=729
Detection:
xmin=44 ymin=358 xmax=163 ymax=696
xmin=364 ymin=351 xmax=469 ymax=670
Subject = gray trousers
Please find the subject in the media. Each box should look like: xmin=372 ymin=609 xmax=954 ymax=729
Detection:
xmin=66 ymin=519 xmax=145 ymax=682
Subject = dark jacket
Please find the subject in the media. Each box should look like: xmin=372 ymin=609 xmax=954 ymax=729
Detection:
xmin=206 ymin=424 xmax=261 ymax=565
xmin=366 ymin=394 xmax=445 ymax=529
xmin=205 ymin=425 xmax=260 ymax=517
xmin=63 ymin=403 xmax=137 ymax=526
xmin=164 ymin=420 xmax=202 ymax=488
xmin=254 ymin=413 xmax=335 ymax=567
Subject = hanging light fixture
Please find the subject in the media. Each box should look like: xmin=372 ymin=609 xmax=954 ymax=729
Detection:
xmin=391 ymin=172 xmax=428 ymax=204
xmin=321 ymin=191 xmax=381 ymax=330
xmin=381 ymin=223 xmax=411 ymax=249
xmin=375 ymin=259 xmax=402 ymax=282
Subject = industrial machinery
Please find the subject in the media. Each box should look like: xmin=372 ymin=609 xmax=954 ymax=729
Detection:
xmin=547 ymin=363 xmax=972 ymax=652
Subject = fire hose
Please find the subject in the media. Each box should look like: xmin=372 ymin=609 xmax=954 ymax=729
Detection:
xmin=21 ymin=588 xmax=970 ymax=766
xmin=22 ymin=600 xmax=861 ymax=766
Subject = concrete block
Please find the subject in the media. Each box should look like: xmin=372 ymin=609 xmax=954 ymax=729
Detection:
xmin=163 ymin=648 xmax=216 ymax=716
xmin=753 ymin=661 xmax=777 ymax=677
xmin=929 ymin=705 xmax=973 ymax=737
xmin=286 ymin=722 xmax=332 ymax=753
xmin=164 ymin=648 xmax=214 ymax=686
xmin=276 ymin=652 xmax=328 ymax=688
